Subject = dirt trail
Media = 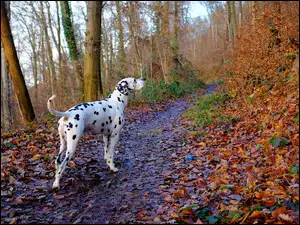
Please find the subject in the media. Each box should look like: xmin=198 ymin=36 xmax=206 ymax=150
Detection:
xmin=3 ymin=85 xmax=218 ymax=224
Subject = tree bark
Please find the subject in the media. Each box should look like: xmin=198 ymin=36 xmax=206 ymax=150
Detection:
xmin=1 ymin=1 xmax=35 ymax=125
xmin=227 ymin=1 xmax=237 ymax=46
xmin=83 ymin=1 xmax=103 ymax=102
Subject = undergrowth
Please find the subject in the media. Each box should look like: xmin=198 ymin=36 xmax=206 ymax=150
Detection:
xmin=129 ymin=78 xmax=205 ymax=106
xmin=182 ymin=92 xmax=240 ymax=127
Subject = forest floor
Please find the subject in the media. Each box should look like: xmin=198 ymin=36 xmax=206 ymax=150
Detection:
xmin=1 ymin=84 xmax=298 ymax=224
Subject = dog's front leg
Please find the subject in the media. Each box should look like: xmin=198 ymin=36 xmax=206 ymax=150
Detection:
xmin=106 ymin=134 xmax=119 ymax=172
xmin=103 ymin=135 xmax=109 ymax=162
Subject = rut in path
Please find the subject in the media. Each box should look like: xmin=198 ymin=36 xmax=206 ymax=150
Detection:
xmin=74 ymin=98 xmax=191 ymax=224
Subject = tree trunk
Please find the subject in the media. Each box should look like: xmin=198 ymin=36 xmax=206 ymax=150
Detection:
xmin=83 ymin=1 xmax=102 ymax=102
xmin=46 ymin=1 xmax=59 ymax=51
xmin=1 ymin=1 xmax=35 ymax=125
xmin=102 ymin=19 xmax=109 ymax=89
xmin=56 ymin=1 xmax=63 ymax=106
xmin=40 ymin=1 xmax=57 ymax=96
xmin=173 ymin=1 xmax=179 ymax=56
xmin=239 ymin=1 xmax=243 ymax=24
xmin=32 ymin=35 xmax=38 ymax=101
xmin=1 ymin=39 xmax=11 ymax=129
xmin=115 ymin=1 xmax=126 ymax=74
xmin=162 ymin=1 xmax=170 ymax=83
xmin=60 ymin=1 xmax=83 ymax=95
xmin=227 ymin=1 xmax=237 ymax=46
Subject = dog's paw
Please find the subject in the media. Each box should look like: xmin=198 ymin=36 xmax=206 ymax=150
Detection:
xmin=52 ymin=181 xmax=60 ymax=190
xmin=110 ymin=167 xmax=119 ymax=172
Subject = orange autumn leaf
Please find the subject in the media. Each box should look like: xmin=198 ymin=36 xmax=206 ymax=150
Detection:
xmin=272 ymin=206 xmax=287 ymax=219
xmin=173 ymin=188 xmax=188 ymax=198
xmin=249 ymin=210 xmax=264 ymax=219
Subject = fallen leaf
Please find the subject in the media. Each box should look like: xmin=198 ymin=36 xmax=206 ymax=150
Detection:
xmin=249 ymin=210 xmax=263 ymax=219
xmin=272 ymin=206 xmax=287 ymax=218
xmin=279 ymin=213 xmax=293 ymax=222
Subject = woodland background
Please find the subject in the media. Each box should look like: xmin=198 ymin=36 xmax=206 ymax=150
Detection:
xmin=2 ymin=1 xmax=298 ymax=130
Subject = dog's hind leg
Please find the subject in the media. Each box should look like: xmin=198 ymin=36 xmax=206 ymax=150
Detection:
xmin=52 ymin=136 xmax=79 ymax=190
xmin=55 ymin=123 xmax=67 ymax=170
xmin=106 ymin=133 xmax=120 ymax=172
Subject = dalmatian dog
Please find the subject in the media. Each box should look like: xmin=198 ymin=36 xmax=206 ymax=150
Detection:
xmin=47 ymin=77 xmax=146 ymax=190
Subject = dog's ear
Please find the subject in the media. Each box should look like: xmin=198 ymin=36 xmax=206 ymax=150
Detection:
xmin=117 ymin=80 xmax=130 ymax=95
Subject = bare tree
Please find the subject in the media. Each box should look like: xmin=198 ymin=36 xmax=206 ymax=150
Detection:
xmin=1 ymin=1 xmax=35 ymax=125
xmin=115 ymin=1 xmax=126 ymax=75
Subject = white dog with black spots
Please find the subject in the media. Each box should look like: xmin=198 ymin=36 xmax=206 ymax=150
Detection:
xmin=47 ymin=77 xmax=146 ymax=190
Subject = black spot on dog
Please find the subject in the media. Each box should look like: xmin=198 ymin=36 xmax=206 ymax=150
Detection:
xmin=114 ymin=124 xmax=117 ymax=128
xmin=117 ymin=97 xmax=121 ymax=102
xmin=108 ymin=129 xmax=110 ymax=133
xmin=73 ymin=135 xmax=76 ymax=140
xmin=106 ymin=121 xmax=108 ymax=125
xmin=101 ymin=128 xmax=104 ymax=132
xmin=64 ymin=131 xmax=66 ymax=134
xmin=109 ymin=116 xmax=111 ymax=120
xmin=75 ymin=124 xmax=78 ymax=127
xmin=80 ymin=108 xmax=84 ymax=111
xmin=98 ymin=101 xmax=102 ymax=104
xmin=83 ymin=103 xmax=90 ymax=108
xmin=93 ymin=120 xmax=97 ymax=125
xmin=68 ymin=129 xmax=70 ymax=131
xmin=74 ymin=114 xmax=80 ymax=120
xmin=102 ymin=123 xmax=105 ymax=126
xmin=108 ymin=105 xmax=112 ymax=109
xmin=103 ymin=108 xmax=106 ymax=112
xmin=94 ymin=111 xmax=99 ymax=115
xmin=91 ymin=104 xmax=94 ymax=106
xmin=68 ymin=122 xmax=73 ymax=128
xmin=66 ymin=156 xmax=69 ymax=161
xmin=122 ymin=100 xmax=124 ymax=103
xmin=119 ymin=121 xmax=122 ymax=125
xmin=119 ymin=94 xmax=122 ymax=97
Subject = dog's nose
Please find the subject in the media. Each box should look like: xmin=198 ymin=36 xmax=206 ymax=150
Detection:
xmin=141 ymin=78 xmax=146 ymax=81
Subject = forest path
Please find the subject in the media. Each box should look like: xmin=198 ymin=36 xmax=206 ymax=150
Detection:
xmin=2 ymin=85 xmax=218 ymax=224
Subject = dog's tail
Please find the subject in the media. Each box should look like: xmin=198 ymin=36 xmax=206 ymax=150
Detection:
xmin=47 ymin=95 xmax=71 ymax=118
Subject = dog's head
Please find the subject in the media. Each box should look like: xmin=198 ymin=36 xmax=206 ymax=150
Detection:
xmin=116 ymin=77 xmax=146 ymax=95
